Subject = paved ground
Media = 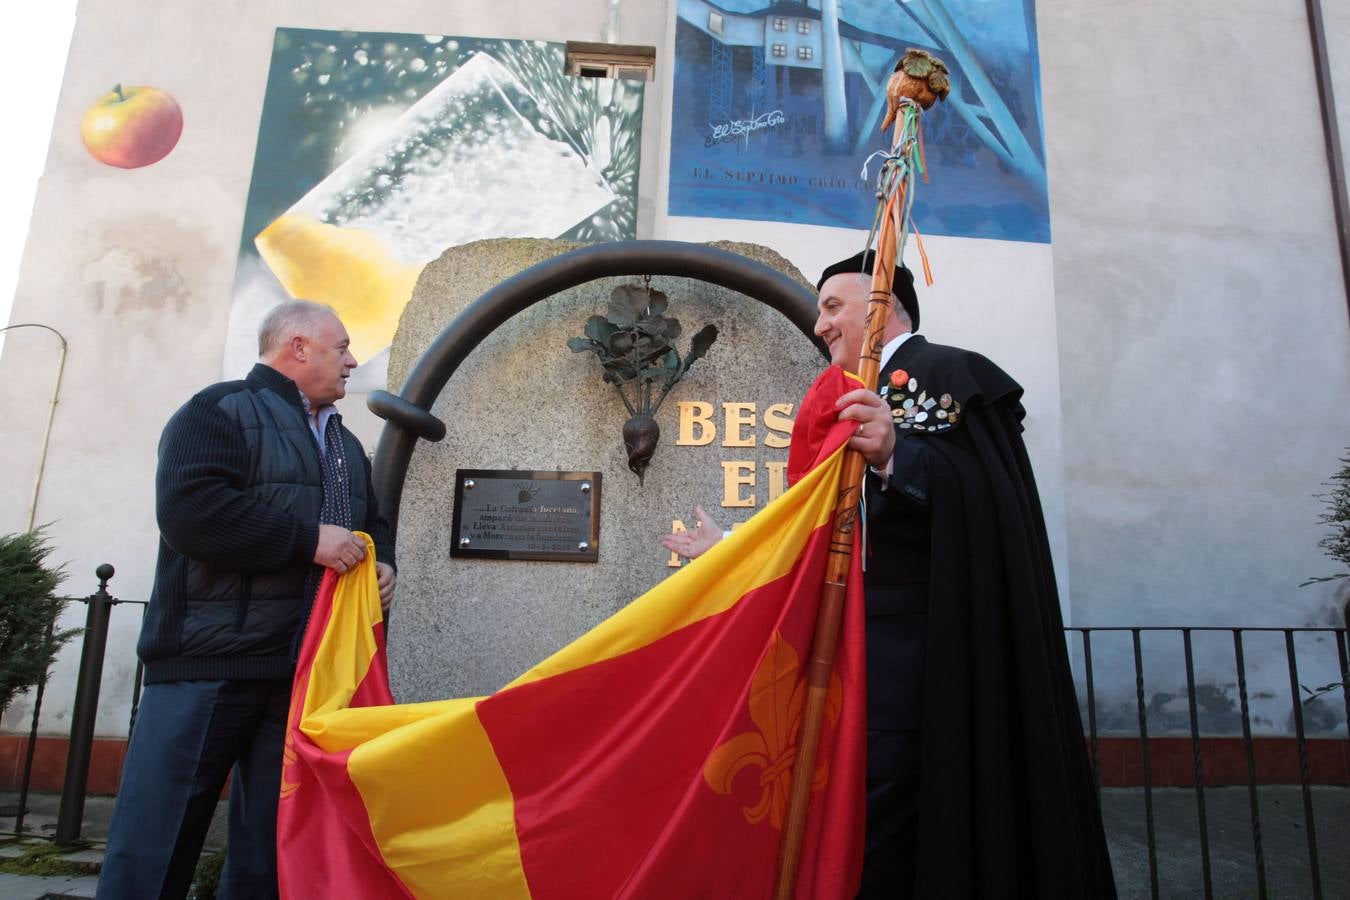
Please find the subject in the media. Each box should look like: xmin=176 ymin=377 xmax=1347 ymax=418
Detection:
xmin=0 ymin=792 xmax=227 ymax=851
xmin=0 ymin=871 xmax=100 ymax=898
xmin=1 ymin=786 xmax=1346 ymax=898
xmin=1103 ymin=785 xmax=1349 ymax=899
xmin=0 ymin=793 xmax=223 ymax=899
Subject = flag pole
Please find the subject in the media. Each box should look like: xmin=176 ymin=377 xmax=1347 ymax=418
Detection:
xmin=772 ymin=52 xmax=948 ymax=899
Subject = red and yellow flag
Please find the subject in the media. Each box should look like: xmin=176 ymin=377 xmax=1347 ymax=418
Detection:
xmin=278 ymin=367 xmax=867 ymax=898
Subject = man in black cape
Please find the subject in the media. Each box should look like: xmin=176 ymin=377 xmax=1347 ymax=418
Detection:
xmin=664 ymin=250 xmax=1115 ymax=897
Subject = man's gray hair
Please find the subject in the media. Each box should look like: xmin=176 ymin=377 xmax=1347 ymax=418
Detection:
xmin=257 ymin=300 xmax=340 ymax=358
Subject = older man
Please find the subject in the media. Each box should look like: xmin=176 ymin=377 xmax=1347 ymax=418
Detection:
xmin=99 ymin=301 xmax=396 ymax=900
xmin=665 ymin=251 xmax=1114 ymax=898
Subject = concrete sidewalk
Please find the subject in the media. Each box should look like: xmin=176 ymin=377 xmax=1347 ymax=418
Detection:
xmin=1 ymin=786 xmax=1347 ymax=898
xmin=0 ymin=793 xmax=223 ymax=899
xmin=1103 ymin=784 xmax=1349 ymax=898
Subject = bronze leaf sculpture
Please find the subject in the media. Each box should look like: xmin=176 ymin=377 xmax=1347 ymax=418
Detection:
xmin=568 ymin=284 xmax=718 ymax=484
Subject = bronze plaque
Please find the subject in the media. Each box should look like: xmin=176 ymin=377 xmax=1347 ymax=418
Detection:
xmin=450 ymin=470 xmax=601 ymax=562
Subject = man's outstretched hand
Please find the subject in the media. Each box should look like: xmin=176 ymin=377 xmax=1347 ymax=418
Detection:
xmin=660 ymin=505 xmax=724 ymax=561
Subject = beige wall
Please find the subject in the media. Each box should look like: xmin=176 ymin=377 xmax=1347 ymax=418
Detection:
xmin=1040 ymin=0 xmax=1350 ymax=725
xmin=2 ymin=0 xmax=1347 ymax=738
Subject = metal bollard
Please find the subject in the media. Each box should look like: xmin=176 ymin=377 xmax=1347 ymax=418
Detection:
xmin=55 ymin=564 xmax=116 ymax=844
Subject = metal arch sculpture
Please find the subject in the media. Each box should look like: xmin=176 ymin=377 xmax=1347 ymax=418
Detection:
xmin=366 ymin=239 xmax=827 ymax=533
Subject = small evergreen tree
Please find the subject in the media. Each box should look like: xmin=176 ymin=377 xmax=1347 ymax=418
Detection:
xmin=0 ymin=529 xmax=77 ymax=713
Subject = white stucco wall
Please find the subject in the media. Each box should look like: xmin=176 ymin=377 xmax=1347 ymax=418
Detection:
xmin=1 ymin=0 xmax=1347 ymax=740
xmin=1039 ymin=0 xmax=1350 ymax=730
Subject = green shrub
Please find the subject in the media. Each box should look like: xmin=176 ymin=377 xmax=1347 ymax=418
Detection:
xmin=0 ymin=529 xmax=78 ymax=714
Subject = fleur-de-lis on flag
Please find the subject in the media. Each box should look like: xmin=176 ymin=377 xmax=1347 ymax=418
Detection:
xmin=702 ymin=631 xmax=843 ymax=829
xmin=280 ymin=730 xmax=301 ymax=800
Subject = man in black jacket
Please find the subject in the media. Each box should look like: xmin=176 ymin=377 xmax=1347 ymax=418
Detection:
xmin=664 ymin=252 xmax=1114 ymax=898
xmin=98 ymin=301 xmax=396 ymax=900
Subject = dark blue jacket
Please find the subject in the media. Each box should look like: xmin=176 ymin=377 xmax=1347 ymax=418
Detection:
xmin=137 ymin=364 xmax=394 ymax=683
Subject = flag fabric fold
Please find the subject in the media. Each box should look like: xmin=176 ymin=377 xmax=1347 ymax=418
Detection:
xmin=279 ymin=365 xmax=868 ymax=898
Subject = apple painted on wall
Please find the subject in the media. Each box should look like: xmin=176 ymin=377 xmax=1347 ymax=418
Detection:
xmin=81 ymin=83 xmax=183 ymax=169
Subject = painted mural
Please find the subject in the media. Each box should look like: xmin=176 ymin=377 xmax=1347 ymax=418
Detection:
xmin=225 ymin=29 xmax=645 ymax=384
xmin=668 ymin=0 xmax=1048 ymax=243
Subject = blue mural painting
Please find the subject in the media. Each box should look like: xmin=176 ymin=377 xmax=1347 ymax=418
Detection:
xmin=668 ymin=0 xmax=1049 ymax=243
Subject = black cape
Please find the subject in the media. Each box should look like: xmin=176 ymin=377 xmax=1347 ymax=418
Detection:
xmin=880 ymin=336 xmax=1116 ymax=898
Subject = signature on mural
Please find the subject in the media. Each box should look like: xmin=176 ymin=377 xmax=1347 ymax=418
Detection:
xmin=704 ymin=110 xmax=786 ymax=148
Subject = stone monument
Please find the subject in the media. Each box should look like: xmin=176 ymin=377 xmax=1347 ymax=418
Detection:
xmin=385 ymin=238 xmax=826 ymax=701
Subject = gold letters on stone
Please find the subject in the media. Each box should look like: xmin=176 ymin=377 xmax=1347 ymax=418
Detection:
xmin=666 ymin=399 xmax=796 ymax=567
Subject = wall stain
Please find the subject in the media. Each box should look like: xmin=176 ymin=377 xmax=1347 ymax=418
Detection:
xmin=81 ymin=216 xmax=207 ymax=318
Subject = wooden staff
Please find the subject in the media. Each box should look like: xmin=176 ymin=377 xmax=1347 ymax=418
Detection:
xmin=772 ymin=50 xmax=948 ymax=899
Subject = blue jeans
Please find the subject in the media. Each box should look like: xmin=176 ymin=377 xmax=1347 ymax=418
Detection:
xmin=97 ymin=679 xmax=291 ymax=900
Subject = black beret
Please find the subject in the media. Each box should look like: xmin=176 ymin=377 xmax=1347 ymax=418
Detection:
xmin=816 ymin=249 xmax=919 ymax=332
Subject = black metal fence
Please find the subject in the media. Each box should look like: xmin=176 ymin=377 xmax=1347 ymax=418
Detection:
xmin=3 ymin=570 xmax=1348 ymax=898
xmin=1072 ymin=626 xmax=1350 ymax=900
xmin=3 ymin=565 xmax=146 ymax=840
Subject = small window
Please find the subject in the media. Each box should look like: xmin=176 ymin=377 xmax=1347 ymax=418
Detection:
xmin=797 ymin=20 xmax=812 ymax=34
xmin=565 ymin=41 xmax=657 ymax=81
xmin=773 ymin=17 xmax=788 ymax=32
xmin=771 ymin=43 xmax=788 ymax=58
xmin=709 ymin=12 xmax=724 ymax=36
xmin=797 ymin=46 xmax=813 ymax=61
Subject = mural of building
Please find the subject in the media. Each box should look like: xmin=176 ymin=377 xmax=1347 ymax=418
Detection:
xmin=0 ymin=0 xmax=1347 ymax=795
xmin=669 ymin=0 xmax=1051 ymax=239
xmin=679 ymin=0 xmax=916 ymax=132
xmin=677 ymin=0 xmax=956 ymax=152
